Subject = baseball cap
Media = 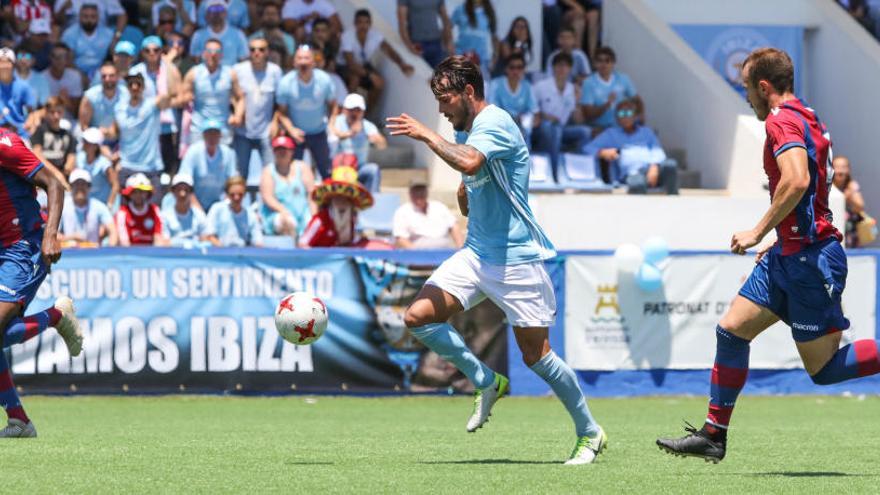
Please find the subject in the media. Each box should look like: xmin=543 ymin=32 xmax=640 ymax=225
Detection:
xmin=114 ymin=40 xmax=136 ymax=56
xmin=123 ymin=173 xmax=153 ymax=194
xmin=343 ymin=93 xmax=367 ymax=111
xmin=202 ymin=119 xmax=224 ymax=132
xmin=0 ymin=48 xmax=15 ymax=63
xmin=171 ymin=173 xmax=194 ymax=188
xmin=124 ymin=73 xmax=145 ymax=85
xmin=141 ymin=36 xmax=163 ymax=50
xmin=69 ymin=169 xmax=92 ymax=184
xmin=271 ymin=135 xmax=295 ymax=150
xmin=409 ymin=177 xmax=428 ymax=188
xmin=81 ymin=127 xmax=104 ymax=145
xmin=206 ymin=0 xmax=227 ymax=11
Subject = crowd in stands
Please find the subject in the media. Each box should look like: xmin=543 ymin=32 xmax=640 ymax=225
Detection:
xmin=837 ymin=0 xmax=880 ymax=40
xmin=0 ymin=0 xmax=677 ymax=252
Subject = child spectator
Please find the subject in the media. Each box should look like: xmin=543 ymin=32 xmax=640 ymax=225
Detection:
xmin=204 ymin=176 xmax=264 ymax=247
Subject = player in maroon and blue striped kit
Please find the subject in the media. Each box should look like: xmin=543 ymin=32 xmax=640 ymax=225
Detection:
xmin=0 ymin=125 xmax=82 ymax=437
xmin=657 ymin=47 xmax=880 ymax=462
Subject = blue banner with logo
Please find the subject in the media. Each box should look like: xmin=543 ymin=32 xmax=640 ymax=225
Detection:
xmin=673 ymin=24 xmax=804 ymax=98
xmin=12 ymin=248 xmax=508 ymax=394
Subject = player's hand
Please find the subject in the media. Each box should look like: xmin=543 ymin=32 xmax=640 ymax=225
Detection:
xmin=731 ymin=229 xmax=761 ymax=255
xmin=386 ymin=113 xmax=430 ymax=141
xmin=41 ymin=233 xmax=62 ymax=270
xmin=754 ymin=241 xmax=774 ymax=263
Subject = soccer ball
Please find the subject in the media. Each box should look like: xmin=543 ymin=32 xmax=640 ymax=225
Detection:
xmin=275 ymin=292 xmax=329 ymax=345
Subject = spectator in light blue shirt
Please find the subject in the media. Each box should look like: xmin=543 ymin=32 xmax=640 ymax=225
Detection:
xmin=14 ymin=50 xmax=49 ymax=107
xmin=161 ymin=173 xmax=209 ymax=248
xmin=80 ymin=61 xmax=129 ymax=139
xmin=204 ymin=176 xmax=264 ymax=247
xmin=579 ymin=46 xmax=641 ymax=132
xmin=183 ymin=38 xmax=245 ymax=145
xmin=190 ymin=0 xmax=249 ymax=67
xmin=329 ymin=93 xmax=384 ymax=193
xmin=178 ymin=119 xmax=240 ymax=212
xmin=60 ymin=4 xmax=115 ymax=79
xmin=76 ymin=127 xmax=118 ymax=206
xmin=197 ymin=0 xmax=250 ymax=30
xmin=249 ymin=3 xmax=295 ymax=65
xmin=451 ymin=0 xmax=497 ymax=74
xmin=0 ymin=48 xmax=36 ymax=139
xmin=584 ymin=99 xmax=677 ymax=195
xmin=276 ymin=46 xmax=337 ymax=179
xmin=488 ymin=53 xmax=537 ymax=149
xmin=544 ymin=27 xmax=590 ymax=84
xmin=114 ymin=73 xmax=173 ymax=203
xmin=60 ymin=169 xmax=118 ymax=247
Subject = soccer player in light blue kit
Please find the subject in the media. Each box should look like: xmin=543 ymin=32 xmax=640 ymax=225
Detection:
xmin=386 ymin=56 xmax=606 ymax=465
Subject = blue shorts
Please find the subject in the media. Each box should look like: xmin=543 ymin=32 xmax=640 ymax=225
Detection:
xmin=739 ymin=238 xmax=849 ymax=342
xmin=0 ymin=238 xmax=48 ymax=311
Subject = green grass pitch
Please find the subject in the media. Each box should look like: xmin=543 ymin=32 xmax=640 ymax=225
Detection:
xmin=7 ymin=395 xmax=879 ymax=493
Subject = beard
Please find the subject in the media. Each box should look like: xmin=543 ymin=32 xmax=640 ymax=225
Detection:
xmin=451 ymin=104 xmax=473 ymax=132
xmin=81 ymin=21 xmax=97 ymax=32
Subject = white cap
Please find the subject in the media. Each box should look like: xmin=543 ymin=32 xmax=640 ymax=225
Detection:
xmin=171 ymin=173 xmax=194 ymax=188
xmin=69 ymin=169 xmax=92 ymax=184
xmin=0 ymin=48 xmax=15 ymax=63
xmin=343 ymin=93 xmax=367 ymax=111
xmin=81 ymin=127 xmax=104 ymax=145
xmin=205 ymin=0 xmax=227 ymax=8
xmin=125 ymin=172 xmax=153 ymax=191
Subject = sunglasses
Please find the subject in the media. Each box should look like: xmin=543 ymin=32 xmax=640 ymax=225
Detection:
xmin=596 ymin=57 xmax=613 ymax=64
xmin=159 ymin=19 xmax=175 ymax=25
xmin=205 ymin=48 xmax=222 ymax=54
xmin=507 ymin=64 xmax=525 ymax=70
xmin=616 ymin=109 xmax=636 ymax=118
xmin=250 ymin=46 xmax=267 ymax=52
xmin=143 ymin=47 xmax=161 ymax=54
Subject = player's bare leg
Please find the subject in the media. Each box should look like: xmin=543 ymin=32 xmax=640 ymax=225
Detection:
xmin=404 ymin=285 xmax=507 ymax=432
xmin=514 ymin=327 xmax=606 ymax=464
xmin=657 ymin=296 xmax=777 ymax=462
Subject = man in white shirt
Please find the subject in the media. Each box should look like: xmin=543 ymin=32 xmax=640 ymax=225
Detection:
xmin=392 ymin=178 xmax=463 ymax=249
xmin=59 ymin=169 xmax=118 ymax=247
xmin=532 ymin=51 xmax=591 ymax=179
xmin=282 ymin=0 xmax=342 ymax=39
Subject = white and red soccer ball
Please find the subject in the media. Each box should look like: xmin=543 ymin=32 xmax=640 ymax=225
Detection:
xmin=274 ymin=292 xmax=329 ymax=345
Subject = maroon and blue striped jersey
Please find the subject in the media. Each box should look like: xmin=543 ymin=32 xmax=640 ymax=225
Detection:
xmin=0 ymin=129 xmax=44 ymax=247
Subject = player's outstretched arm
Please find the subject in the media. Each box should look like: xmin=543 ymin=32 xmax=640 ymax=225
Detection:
xmin=731 ymin=147 xmax=810 ymax=255
xmin=31 ymin=166 xmax=67 ymax=267
xmin=386 ymin=113 xmax=485 ymax=175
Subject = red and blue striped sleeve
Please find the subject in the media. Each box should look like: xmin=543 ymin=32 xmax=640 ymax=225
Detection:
xmin=766 ymin=112 xmax=806 ymax=157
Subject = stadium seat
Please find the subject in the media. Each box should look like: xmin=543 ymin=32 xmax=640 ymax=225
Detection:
xmin=528 ymin=153 xmax=564 ymax=192
xmin=557 ymin=153 xmax=612 ymax=191
xmin=358 ymin=192 xmax=401 ymax=235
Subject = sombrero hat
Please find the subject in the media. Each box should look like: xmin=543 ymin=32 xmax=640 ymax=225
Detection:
xmin=312 ymin=165 xmax=374 ymax=210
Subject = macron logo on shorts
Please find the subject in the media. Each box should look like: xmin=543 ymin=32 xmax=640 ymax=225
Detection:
xmin=0 ymin=283 xmax=16 ymax=296
xmin=792 ymin=322 xmax=820 ymax=332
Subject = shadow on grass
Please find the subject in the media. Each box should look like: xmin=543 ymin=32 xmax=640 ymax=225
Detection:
xmin=420 ymin=459 xmax=559 ymax=465
xmin=284 ymin=461 xmax=335 ymax=466
xmin=752 ymin=471 xmax=874 ymax=478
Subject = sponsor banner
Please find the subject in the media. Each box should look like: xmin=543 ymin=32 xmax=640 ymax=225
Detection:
xmin=12 ymin=249 xmax=505 ymax=394
xmin=565 ymin=254 xmax=876 ymax=371
xmin=673 ymin=25 xmax=804 ymax=98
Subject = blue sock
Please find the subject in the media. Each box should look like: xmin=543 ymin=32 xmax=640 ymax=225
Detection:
xmin=530 ymin=351 xmax=599 ymax=437
xmin=811 ymin=340 xmax=880 ymax=385
xmin=409 ymin=323 xmax=496 ymax=389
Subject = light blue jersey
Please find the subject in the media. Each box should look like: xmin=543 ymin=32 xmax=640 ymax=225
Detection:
xmin=196 ymin=0 xmax=250 ymax=29
xmin=456 ymin=105 xmax=556 ymax=265
xmin=161 ymin=206 xmax=208 ymax=247
xmin=190 ymin=26 xmax=249 ymax=66
xmin=116 ymin=98 xmax=163 ymax=172
xmin=579 ymin=71 xmax=637 ymax=129
xmin=18 ymin=72 xmax=49 ymax=107
xmin=205 ymin=201 xmax=263 ymax=247
xmin=452 ymin=5 xmax=494 ymax=70
xmin=60 ymin=196 xmax=113 ymax=244
xmin=191 ymin=64 xmax=232 ymax=135
xmin=75 ymin=151 xmax=113 ymax=203
xmin=332 ymin=115 xmax=378 ymax=165
xmin=84 ymin=84 xmax=129 ymax=129
xmin=277 ymin=69 xmax=335 ymax=135
xmin=178 ymin=141 xmax=239 ymax=211
xmin=60 ymin=25 xmax=114 ymax=78
xmin=488 ymin=77 xmax=537 ymax=119
xmin=233 ymin=61 xmax=282 ymax=139
xmin=129 ymin=62 xmax=176 ymax=134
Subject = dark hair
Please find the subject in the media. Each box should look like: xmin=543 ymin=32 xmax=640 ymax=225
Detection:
xmin=504 ymin=16 xmax=532 ymax=59
xmin=505 ymin=53 xmax=526 ymax=68
xmin=615 ymin=99 xmax=638 ymax=112
xmin=558 ymin=26 xmax=576 ymax=37
xmin=205 ymin=37 xmax=223 ymax=48
xmin=551 ymin=51 xmax=573 ymax=67
xmin=79 ymin=3 xmax=98 ymax=12
xmin=313 ymin=17 xmax=330 ymax=29
xmin=354 ymin=8 xmax=371 ymax=20
xmin=100 ymin=60 xmax=117 ymax=71
xmin=431 ymin=55 xmax=485 ymax=99
xmin=52 ymin=42 xmax=71 ymax=53
xmin=595 ymin=46 xmax=616 ymax=62
xmin=464 ymin=0 xmax=496 ymax=34
xmin=742 ymin=47 xmax=794 ymax=93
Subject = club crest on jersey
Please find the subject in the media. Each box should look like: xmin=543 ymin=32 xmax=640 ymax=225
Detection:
xmin=144 ymin=218 xmax=154 ymax=229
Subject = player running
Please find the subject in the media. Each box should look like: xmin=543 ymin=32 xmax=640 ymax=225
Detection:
xmin=386 ymin=55 xmax=606 ymax=465
xmin=657 ymin=47 xmax=879 ymax=462
xmin=0 ymin=125 xmax=82 ymax=437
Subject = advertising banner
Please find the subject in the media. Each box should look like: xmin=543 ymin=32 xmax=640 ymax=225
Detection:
xmin=565 ymin=254 xmax=877 ymax=371
xmin=673 ymin=25 xmax=804 ymax=98
xmin=11 ymin=249 xmax=506 ymax=394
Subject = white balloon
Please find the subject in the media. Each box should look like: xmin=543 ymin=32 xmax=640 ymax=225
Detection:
xmin=614 ymin=243 xmax=644 ymax=274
